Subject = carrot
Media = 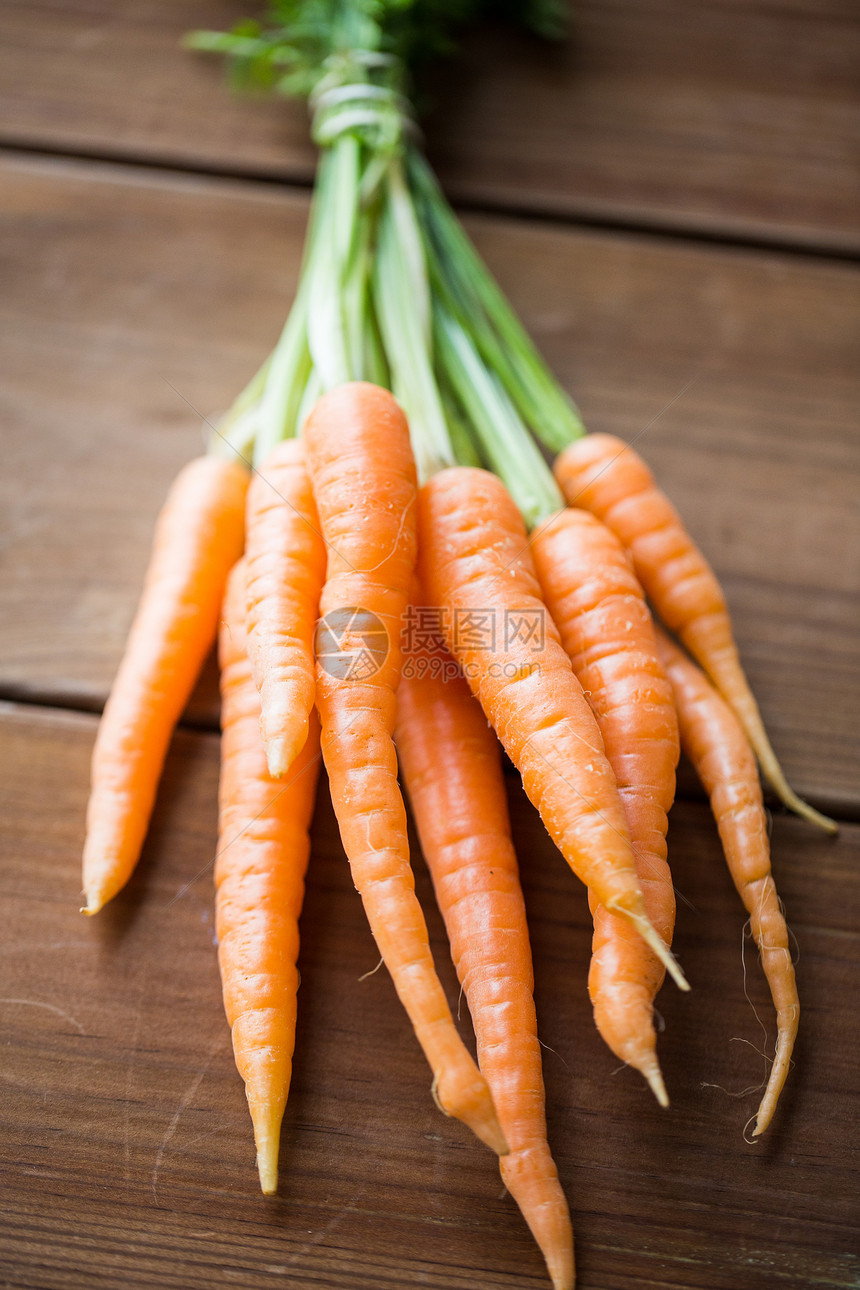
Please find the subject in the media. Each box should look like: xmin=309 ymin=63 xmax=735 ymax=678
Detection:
xmin=554 ymin=434 xmax=836 ymax=835
xmin=217 ymin=559 xmax=321 ymax=1192
xmin=654 ymin=626 xmax=798 ymax=1136
xmin=82 ymin=455 xmax=249 ymax=914
xmin=304 ymin=383 xmax=507 ymax=1156
xmin=531 ymin=508 xmax=679 ymax=1106
xmin=244 ymin=439 xmax=326 ymax=778
xmin=396 ymin=598 xmax=574 ymax=1290
xmin=417 ymin=466 xmax=687 ymax=992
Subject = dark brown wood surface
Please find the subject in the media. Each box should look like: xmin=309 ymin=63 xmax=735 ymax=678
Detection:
xmin=1 ymin=704 xmax=857 ymax=1290
xmin=1 ymin=1 xmax=858 ymax=250
xmin=2 ymin=3 xmax=859 ymax=1286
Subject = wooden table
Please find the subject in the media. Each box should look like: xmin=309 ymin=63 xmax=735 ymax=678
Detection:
xmin=1 ymin=4 xmax=858 ymax=1287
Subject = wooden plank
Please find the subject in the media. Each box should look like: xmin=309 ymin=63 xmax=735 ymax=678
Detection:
xmin=1 ymin=153 xmax=857 ymax=810
xmin=0 ymin=702 xmax=857 ymax=1289
xmin=1 ymin=1 xmax=858 ymax=250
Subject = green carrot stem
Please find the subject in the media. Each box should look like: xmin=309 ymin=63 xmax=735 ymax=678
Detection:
xmin=409 ymin=148 xmax=585 ymax=452
xmin=208 ymin=398 xmax=260 ymax=464
xmin=219 ymin=353 xmax=271 ymax=432
xmin=434 ymin=306 xmax=563 ymax=529
xmin=307 ymin=136 xmax=361 ymax=390
xmin=341 ymin=196 xmax=375 ymax=382
xmin=372 ymin=161 xmax=455 ymax=482
xmin=437 ymin=369 xmax=482 ymax=469
xmin=190 ymin=11 xmax=578 ymax=521
xmin=362 ymin=287 xmax=390 ymax=389
xmin=295 ymin=366 xmax=323 ymax=438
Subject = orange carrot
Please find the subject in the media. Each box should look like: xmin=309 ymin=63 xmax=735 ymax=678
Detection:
xmin=418 ymin=466 xmax=687 ymax=992
xmin=654 ymin=627 xmax=798 ymax=1135
xmin=244 ymin=439 xmax=326 ymax=778
xmin=217 ymin=559 xmax=321 ymax=1192
xmin=304 ymin=383 xmax=507 ymax=1156
xmin=554 ymin=434 xmax=836 ymax=835
xmin=531 ymin=508 xmax=679 ymax=1105
xmin=82 ymin=455 xmax=248 ymax=914
xmin=396 ymin=602 xmax=574 ymax=1290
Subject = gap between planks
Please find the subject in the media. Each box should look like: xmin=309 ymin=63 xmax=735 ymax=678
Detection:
xmin=1 ymin=140 xmax=859 ymax=267
xmin=2 ymin=693 xmax=857 ymax=828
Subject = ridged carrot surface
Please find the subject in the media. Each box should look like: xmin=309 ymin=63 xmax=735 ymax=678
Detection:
xmin=304 ymin=383 xmax=506 ymax=1156
xmin=532 ymin=508 xmax=679 ymax=1105
xmin=244 ymin=438 xmax=326 ymax=778
xmin=396 ymin=603 xmax=574 ymax=1290
xmin=418 ymin=466 xmax=686 ymax=991
xmin=217 ymin=559 xmax=321 ymax=1193
xmin=554 ymin=434 xmax=835 ymax=835
xmin=82 ymin=455 xmax=248 ymax=914
xmin=655 ymin=628 xmax=799 ymax=1136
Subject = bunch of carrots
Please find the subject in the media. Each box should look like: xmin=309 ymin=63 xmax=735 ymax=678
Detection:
xmin=80 ymin=4 xmax=836 ymax=1286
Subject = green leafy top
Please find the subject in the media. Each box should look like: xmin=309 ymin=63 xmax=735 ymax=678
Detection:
xmin=185 ymin=0 xmax=567 ymax=104
xmin=194 ymin=0 xmax=582 ymax=523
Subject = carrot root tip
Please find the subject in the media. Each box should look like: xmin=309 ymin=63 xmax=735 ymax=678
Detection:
xmin=476 ymin=1121 xmax=510 ymax=1157
xmin=264 ymin=730 xmax=306 ymax=780
xmin=754 ymin=742 xmax=838 ymax=834
xmin=784 ymin=793 xmax=839 ymax=836
xmin=429 ymin=1073 xmax=448 ymax=1117
xmin=251 ymin=1111 xmax=282 ymax=1195
xmin=432 ymin=1074 xmax=510 ymax=1157
xmin=752 ymin=1094 xmax=777 ymax=1138
xmin=549 ymin=1259 xmax=576 ymax=1290
xmin=611 ymin=904 xmax=690 ymax=993
xmin=751 ymin=1101 xmax=776 ymax=1136
xmin=642 ymin=1061 xmax=670 ymax=1108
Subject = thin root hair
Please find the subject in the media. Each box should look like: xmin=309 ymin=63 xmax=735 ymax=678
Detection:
xmin=740 ymin=920 xmax=771 ymax=1051
xmin=742 ymin=1112 xmax=760 ymax=1145
xmin=701 ymin=1080 xmax=764 ymax=1100
xmin=537 ymin=1037 xmax=569 ymax=1070
xmin=358 ymin=956 xmax=384 ymax=982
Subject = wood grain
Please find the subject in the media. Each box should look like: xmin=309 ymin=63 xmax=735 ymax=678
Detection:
xmin=3 ymin=6 xmax=857 ymax=1286
xmin=0 ymin=702 xmax=857 ymax=1289
xmin=1 ymin=1 xmax=858 ymax=249
xmin=1 ymin=153 xmax=858 ymax=810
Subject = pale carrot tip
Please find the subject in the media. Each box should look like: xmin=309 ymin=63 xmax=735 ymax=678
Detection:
xmin=543 ymin=1236 xmax=576 ymax=1290
xmin=436 ymin=1075 xmax=509 ymax=1156
xmin=613 ymin=904 xmax=690 ymax=993
xmin=752 ymin=1065 xmax=789 ymax=1138
xmin=550 ymin=1265 xmax=576 ymax=1290
xmin=643 ymin=1063 xmax=670 ymax=1108
xmin=484 ymin=1120 xmax=511 ymax=1158
xmin=752 ymin=1094 xmax=776 ymax=1137
xmin=257 ymin=1157 xmax=278 ymax=1195
xmin=81 ymin=893 xmax=104 ymax=916
xmin=264 ymin=731 xmax=305 ymax=780
xmin=465 ymin=1105 xmax=510 ymax=1157
xmin=788 ymin=795 xmax=839 ymax=836
xmin=757 ymin=748 xmax=838 ymax=834
xmin=663 ymin=949 xmax=690 ymax=993
xmin=251 ymin=1111 xmax=281 ymax=1195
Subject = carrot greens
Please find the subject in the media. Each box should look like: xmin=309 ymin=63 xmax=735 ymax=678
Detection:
xmin=185 ymin=0 xmax=579 ymax=495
